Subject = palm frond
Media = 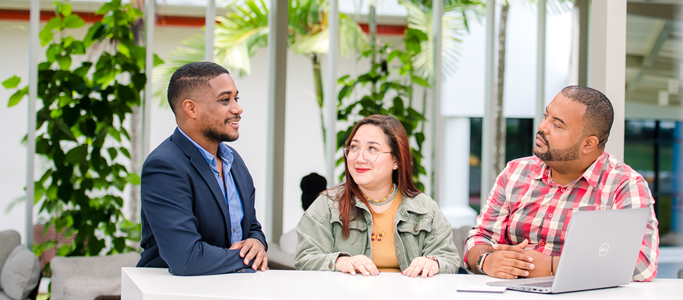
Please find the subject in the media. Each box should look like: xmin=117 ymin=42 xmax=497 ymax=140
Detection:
xmin=401 ymin=0 xmax=467 ymax=80
xmin=292 ymin=28 xmax=329 ymax=55
xmin=339 ymin=14 xmax=368 ymax=57
xmin=289 ymin=0 xmax=367 ymax=57
xmin=152 ymin=34 xmax=205 ymax=108
xmin=152 ymin=0 xmax=269 ymax=106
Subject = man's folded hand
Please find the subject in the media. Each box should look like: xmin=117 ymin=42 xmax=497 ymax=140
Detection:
xmin=484 ymin=240 xmax=535 ymax=279
xmin=229 ymin=238 xmax=269 ymax=271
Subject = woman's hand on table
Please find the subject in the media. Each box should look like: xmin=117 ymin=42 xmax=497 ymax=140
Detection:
xmin=335 ymin=255 xmax=379 ymax=276
xmin=403 ymin=257 xmax=439 ymax=278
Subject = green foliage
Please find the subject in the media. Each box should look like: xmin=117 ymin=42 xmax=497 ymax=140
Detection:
xmin=3 ymin=0 xmax=148 ymax=258
xmin=337 ymin=29 xmax=430 ymax=191
xmin=400 ymin=0 xmax=485 ymax=81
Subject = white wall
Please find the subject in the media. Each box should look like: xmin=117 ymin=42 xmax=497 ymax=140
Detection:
xmin=0 ymin=21 xmax=32 ymax=243
xmin=442 ymin=5 xmax=573 ymax=118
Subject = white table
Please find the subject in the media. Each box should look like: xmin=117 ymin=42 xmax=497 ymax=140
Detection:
xmin=121 ymin=267 xmax=683 ymax=300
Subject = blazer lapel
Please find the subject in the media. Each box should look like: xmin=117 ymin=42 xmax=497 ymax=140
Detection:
xmin=230 ymin=161 xmax=250 ymax=241
xmin=171 ymin=129 xmax=232 ymax=243
xmin=228 ymin=146 xmax=256 ymax=240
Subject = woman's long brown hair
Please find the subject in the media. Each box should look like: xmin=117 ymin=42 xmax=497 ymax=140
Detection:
xmin=334 ymin=115 xmax=421 ymax=239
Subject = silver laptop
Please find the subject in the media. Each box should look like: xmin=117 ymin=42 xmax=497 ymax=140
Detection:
xmin=487 ymin=208 xmax=649 ymax=294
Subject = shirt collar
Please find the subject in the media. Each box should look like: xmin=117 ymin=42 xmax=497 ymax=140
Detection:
xmin=177 ymin=127 xmax=234 ymax=170
xmin=580 ymin=151 xmax=608 ymax=188
xmin=532 ymin=151 xmax=608 ymax=188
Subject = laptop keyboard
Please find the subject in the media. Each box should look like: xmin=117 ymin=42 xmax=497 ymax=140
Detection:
xmin=519 ymin=281 xmax=553 ymax=287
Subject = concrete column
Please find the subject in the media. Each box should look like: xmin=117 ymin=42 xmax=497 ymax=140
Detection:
xmin=441 ymin=117 xmax=477 ymax=228
xmin=325 ymin=0 xmax=338 ymax=188
xmin=142 ymin=0 xmax=155 ymax=158
xmin=577 ymin=0 xmax=589 ymax=87
xmin=589 ymin=0 xmax=626 ymax=160
xmin=534 ymin=0 xmax=546 ymax=133
xmin=205 ymin=0 xmax=215 ymax=61
xmin=431 ymin=0 xmax=444 ymax=200
xmin=265 ymin=0 xmax=288 ymax=244
xmin=26 ymin=0 xmax=39 ymax=248
xmin=481 ymin=0 xmax=496 ymax=207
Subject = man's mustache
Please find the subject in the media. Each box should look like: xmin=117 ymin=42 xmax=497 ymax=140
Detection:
xmin=225 ymin=115 xmax=241 ymax=123
xmin=537 ymin=131 xmax=550 ymax=146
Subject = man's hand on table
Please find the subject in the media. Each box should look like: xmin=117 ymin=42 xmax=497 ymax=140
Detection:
xmin=483 ymin=239 xmax=535 ymax=279
xmin=229 ymin=238 xmax=269 ymax=271
xmin=335 ymin=255 xmax=379 ymax=276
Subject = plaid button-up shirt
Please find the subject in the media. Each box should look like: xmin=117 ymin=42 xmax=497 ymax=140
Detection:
xmin=464 ymin=151 xmax=659 ymax=282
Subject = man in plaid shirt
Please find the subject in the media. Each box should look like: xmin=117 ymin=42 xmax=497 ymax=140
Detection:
xmin=464 ymin=86 xmax=659 ymax=282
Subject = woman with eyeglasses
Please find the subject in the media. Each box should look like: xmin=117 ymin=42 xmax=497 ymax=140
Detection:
xmin=295 ymin=115 xmax=460 ymax=277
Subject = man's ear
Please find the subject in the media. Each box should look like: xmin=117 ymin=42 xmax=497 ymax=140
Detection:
xmin=582 ymin=135 xmax=600 ymax=155
xmin=182 ymin=99 xmax=197 ymax=119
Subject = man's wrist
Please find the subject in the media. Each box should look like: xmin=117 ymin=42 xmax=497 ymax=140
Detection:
xmin=477 ymin=252 xmax=492 ymax=275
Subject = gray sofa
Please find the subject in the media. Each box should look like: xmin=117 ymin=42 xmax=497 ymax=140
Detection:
xmin=0 ymin=230 xmax=41 ymax=300
xmin=49 ymin=252 xmax=140 ymax=300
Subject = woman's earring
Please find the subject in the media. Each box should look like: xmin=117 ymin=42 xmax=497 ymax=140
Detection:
xmin=394 ymin=164 xmax=398 ymax=169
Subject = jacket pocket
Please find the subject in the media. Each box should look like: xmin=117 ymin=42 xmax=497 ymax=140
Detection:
xmin=331 ymin=218 xmax=369 ymax=255
xmin=396 ymin=218 xmax=433 ymax=258
xmin=397 ymin=218 xmax=432 ymax=235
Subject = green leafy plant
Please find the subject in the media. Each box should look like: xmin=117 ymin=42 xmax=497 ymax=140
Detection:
xmin=337 ymin=29 xmax=430 ymax=191
xmin=2 ymin=0 xmax=158 ymax=258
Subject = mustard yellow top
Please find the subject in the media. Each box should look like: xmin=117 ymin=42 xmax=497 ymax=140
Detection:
xmin=369 ymin=194 xmax=402 ymax=273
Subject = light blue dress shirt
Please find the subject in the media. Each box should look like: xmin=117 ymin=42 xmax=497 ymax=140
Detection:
xmin=178 ymin=128 xmax=244 ymax=244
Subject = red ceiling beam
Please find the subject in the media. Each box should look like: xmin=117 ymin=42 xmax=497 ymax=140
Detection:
xmin=359 ymin=24 xmax=406 ymax=35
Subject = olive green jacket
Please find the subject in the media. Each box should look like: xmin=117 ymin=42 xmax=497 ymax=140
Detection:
xmin=294 ymin=188 xmax=460 ymax=274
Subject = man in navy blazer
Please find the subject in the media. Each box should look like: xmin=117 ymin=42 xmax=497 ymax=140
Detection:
xmin=137 ymin=62 xmax=268 ymax=275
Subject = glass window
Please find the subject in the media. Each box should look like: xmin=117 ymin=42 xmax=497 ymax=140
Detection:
xmin=624 ymin=120 xmax=682 ymax=243
xmin=469 ymin=118 xmax=534 ymax=212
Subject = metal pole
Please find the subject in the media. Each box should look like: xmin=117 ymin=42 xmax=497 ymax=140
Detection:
xmin=481 ymin=0 xmax=496 ymax=207
xmin=325 ymin=0 xmax=338 ymax=188
xmin=265 ymin=0 xmax=288 ymax=244
xmin=142 ymin=0 xmax=155 ymax=158
xmin=431 ymin=0 xmax=444 ymax=200
xmin=26 ymin=0 xmax=39 ymax=249
xmin=534 ymin=0 xmax=546 ymax=133
xmin=205 ymin=0 xmax=215 ymax=61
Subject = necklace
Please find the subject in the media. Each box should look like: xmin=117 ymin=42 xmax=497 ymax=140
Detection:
xmin=364 ymin=183 xmax=398 ymax=206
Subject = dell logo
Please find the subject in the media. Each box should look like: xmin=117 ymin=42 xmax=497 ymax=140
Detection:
xmin=599 ymin=243 xmax=610 ymax=257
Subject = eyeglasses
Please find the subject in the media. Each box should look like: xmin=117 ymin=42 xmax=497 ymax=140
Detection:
xmin=343 ymin=146 xmax=391 ymax=163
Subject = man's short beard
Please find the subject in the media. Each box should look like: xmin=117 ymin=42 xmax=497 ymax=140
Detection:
xmin=200 ymin=116 xmax=239 ymax=143
xmin=533 ymin=132 xmax=579 ymax=162
xmin=202 ymin=126 xmax=238 ymax=143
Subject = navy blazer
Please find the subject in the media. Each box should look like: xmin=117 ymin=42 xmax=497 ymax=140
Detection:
xmin=137 ymin=128 xmax=267 ymax=275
